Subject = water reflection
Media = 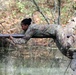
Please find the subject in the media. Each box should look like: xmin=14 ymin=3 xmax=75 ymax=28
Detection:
xmin=0 ymin=46 xmax=72 ymax=75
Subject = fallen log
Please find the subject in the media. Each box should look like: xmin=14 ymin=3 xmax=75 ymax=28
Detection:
xmin=0 ymin=34 xmax=24 ymax=38
xmin=0 ymin=34 xmax=56 ymax=38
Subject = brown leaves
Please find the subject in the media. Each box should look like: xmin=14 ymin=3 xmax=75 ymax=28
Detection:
xmin=0 ymin=11 xmax=21 ymax=34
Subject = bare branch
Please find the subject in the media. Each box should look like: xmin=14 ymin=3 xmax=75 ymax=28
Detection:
xmin=32 ymin=0 xmax=50 ymax=24
xmin=58 ymin=0 xmax=61 ymax=24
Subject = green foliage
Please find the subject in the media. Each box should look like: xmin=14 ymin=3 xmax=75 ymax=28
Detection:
xmin=16 ymin=0 xmax=36 ymax=17
xmin=17 ymin=2 xmax=25 ymax=13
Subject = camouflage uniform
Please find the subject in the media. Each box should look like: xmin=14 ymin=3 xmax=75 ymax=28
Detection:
xmin=12 ymin=23 xmax=74 ymax=55
xmin=11 ymin=21 xmax=76 ymax=53
xmin=12 ymin=24 xmax=59 ymax=44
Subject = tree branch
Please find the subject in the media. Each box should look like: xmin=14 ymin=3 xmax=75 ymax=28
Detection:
xmin=58 ymin=0 xmax=61 ymax=24
xmin=32 ymin=0 xmax=50 ymax=24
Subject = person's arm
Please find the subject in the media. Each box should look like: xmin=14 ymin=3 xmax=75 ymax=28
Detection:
xmin=10 ymin=26 xmax=34 ymax=44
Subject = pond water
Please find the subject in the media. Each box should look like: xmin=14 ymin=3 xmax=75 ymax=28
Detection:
xmin=0 ymin=46 xmax=72 ymax=75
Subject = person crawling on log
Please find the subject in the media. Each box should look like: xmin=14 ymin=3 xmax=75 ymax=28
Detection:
xmin=10 ymin=18 xmax=57 ymax=44
xmin=10 ymin=17 xmax=76 ymax=59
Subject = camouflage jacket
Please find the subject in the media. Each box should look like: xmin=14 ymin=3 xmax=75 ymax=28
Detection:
xmin=12 ymin=24 xmax=59 ymax=44
xmin=11 ymin=23 xmax=76 ymax=59
xmin=12 ymin=23 xmax=75 ymax=47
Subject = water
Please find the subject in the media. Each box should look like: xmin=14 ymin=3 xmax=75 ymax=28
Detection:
xmin=0 ymin=46 xmax=73 ymax=75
